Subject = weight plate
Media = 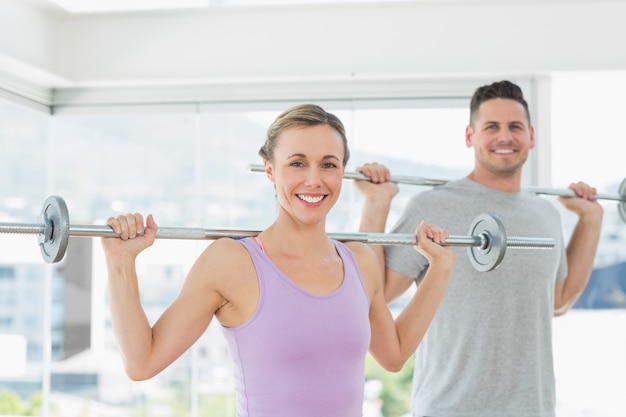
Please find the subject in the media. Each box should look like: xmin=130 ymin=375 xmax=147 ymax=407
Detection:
xmin=467 ymin=213 xmax=507 ymax=272
xmin=619 ymin=176 xmax=626 ymax=224
xmin=38 ymin=195 xmax=70 ymax=263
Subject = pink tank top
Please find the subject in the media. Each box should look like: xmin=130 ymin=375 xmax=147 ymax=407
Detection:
xmin=221 ymin=237 xmax=371 ymax=417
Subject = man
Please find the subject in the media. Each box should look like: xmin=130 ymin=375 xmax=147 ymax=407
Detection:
xmin=355 ymin=80 xmax=603 ymax=417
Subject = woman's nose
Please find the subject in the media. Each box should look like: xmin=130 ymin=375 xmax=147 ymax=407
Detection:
xmin=303 ymin=168 xmax=323 ymax=187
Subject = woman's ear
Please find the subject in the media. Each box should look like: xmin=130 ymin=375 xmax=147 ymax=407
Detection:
xmin=264 ymin=160 xmax=275 ymax=183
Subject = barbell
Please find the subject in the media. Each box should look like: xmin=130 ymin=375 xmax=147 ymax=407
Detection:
xmin=0 ymin=196 xmax=555 ymax=272
xmin=247 ymin=164 xmax=626 ymax=222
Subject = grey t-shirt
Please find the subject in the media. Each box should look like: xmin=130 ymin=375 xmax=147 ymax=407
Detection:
xmin=385 ymin=178 xmax=567 ymax=417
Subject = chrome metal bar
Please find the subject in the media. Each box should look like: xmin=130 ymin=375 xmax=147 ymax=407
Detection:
xmin=247 ymin=163 xmax=626 ymax=202
xmin=247 ymin=164 xmax=448 ymax=187
xmin=1 ymin=221 xmax=555 ymax=249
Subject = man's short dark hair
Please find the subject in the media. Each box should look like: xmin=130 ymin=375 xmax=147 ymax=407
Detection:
xmin=470 ymin=80 xmax=531 ymax=126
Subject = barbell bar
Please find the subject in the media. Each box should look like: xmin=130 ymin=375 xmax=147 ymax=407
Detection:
xmin=0 ymin=196 xmax=556 ymax=272
xmin=247 ymin=164 xmax=626 ymax=222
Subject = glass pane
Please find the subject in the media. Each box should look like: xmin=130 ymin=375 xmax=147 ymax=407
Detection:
xmin=1 ymin=101 xmax=473 ymax=417
xmin=47 ymin=112 xmax=202 ymax=417
xmin=551 ymin=71 xmax=626 ymax=416
xmin=343 ymin=107 xmax=472 ymax=231
xmin=0 ymin=98 xmax=49 ymax=416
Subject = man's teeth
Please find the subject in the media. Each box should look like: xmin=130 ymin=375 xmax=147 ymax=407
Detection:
xmin=298 ymin=195 xmax=324 ymax=203
xmin=493 ymin=149 xmax=515 ymax=154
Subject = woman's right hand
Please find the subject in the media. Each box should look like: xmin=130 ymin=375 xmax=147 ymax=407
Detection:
xmin=101 ymin=213 xmax=158 ymax=260
xmin=414 ymin=220 xmax=456 ymax=270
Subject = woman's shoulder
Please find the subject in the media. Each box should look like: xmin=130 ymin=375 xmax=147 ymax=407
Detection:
xmin=194 ymin=237 xmax=258 ymax=294
xmin=342 ymin=240 xmax=373 ymax=257
xmin=209 ymin=236 xmax=256 ymax=250
xmin=342 ymin=241 xmax=379 ymax=271
xmin=195 ymin=237 xmax=255 ymax=271
xmin=195 ymin=237 xmax=260 ymax=327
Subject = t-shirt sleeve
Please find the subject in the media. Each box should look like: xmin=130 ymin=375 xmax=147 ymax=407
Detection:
xmin=555 ymin=221 xmax=568 ymax=282
xmin=384 ymin=195 xmax=430 ymax=283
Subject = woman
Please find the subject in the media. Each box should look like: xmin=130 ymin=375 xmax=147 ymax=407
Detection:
xmin=102 ymin=104 xmax=456 ymax=417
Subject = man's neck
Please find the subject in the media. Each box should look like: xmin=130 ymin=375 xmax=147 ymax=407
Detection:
xmin=466 ymin=170 xmax=522 ymax=193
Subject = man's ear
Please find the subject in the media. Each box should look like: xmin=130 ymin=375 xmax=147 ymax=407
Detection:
xmin=465 ymin=125 xmax=473 ymax=148
xmin=264 ymin=160 xmax=275 ymax=183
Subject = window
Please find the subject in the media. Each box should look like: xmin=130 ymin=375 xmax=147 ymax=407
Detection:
xmin=0 ymin=266 xmax=16 ymax=280
xmin=0 ymin=290 xmax=17 ymax=306
xmin=1 ymin=75 xmax=624 ymax=416
xmin=0 ymin=316 xmax=14 ymax=328
xmin=0 ymin=98 xmax=471 ymax=416
xmin=550 ymin=72 xmax=626 ymax=417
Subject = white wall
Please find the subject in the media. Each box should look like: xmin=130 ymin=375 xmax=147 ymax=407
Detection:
xmin=1 ymin=0 xmax=626 ymax=100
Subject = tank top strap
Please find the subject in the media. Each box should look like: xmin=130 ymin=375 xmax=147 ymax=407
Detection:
xmin=331 ymin=240 xmax=370 ymax=301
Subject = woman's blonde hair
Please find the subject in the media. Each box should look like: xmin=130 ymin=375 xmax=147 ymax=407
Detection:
xmin=258 ymin=104 xmax=349 ymax=166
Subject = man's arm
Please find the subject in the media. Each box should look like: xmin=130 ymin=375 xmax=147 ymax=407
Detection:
xmin=355 ymin=162 xmax=417 ymax=302
xmin=355 ymin=221 xmax=455 ymax=372
xmin=554 ymin=182 xmax=604 ymax=316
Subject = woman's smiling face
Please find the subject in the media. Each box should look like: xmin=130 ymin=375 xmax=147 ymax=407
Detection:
xmin=266 ymin=124 xmax=346 ymax=226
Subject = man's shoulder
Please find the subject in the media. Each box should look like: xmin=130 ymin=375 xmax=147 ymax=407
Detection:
xmin=412 ymin=178 xmax=473 ymax=200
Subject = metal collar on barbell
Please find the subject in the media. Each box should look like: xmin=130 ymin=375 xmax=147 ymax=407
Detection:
xmin=248 ymin=164 xmax=626 ymax=223
xmin=0 ymin=195 xmax=556 ymax=272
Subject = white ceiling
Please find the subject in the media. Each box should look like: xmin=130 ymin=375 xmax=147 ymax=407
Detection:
xmin=3 ymin=0 xmax=626 ymax=107
xmin=24 ymin=0 xmax=451 ymax=14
